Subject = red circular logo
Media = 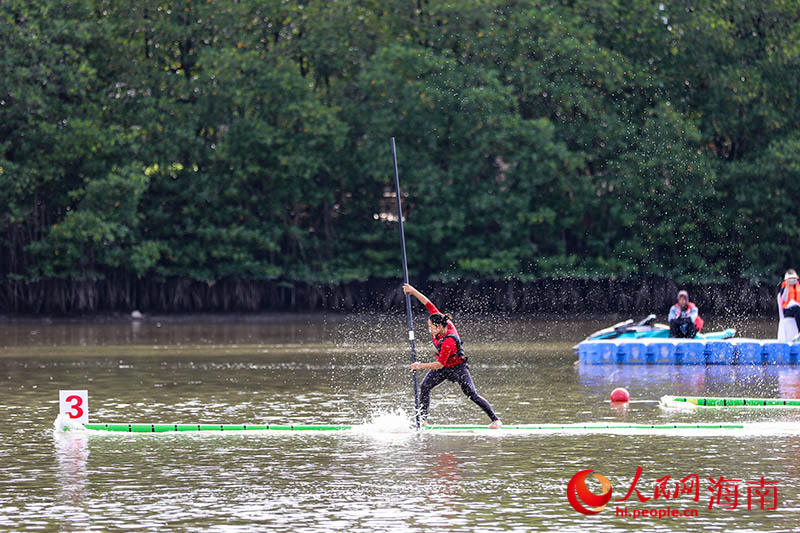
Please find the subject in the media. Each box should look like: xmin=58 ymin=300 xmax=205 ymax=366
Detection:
xmin=567 ymin=469 xmax=613 ymax=515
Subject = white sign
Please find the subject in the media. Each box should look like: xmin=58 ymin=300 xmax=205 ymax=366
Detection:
xmin=59 ymin=390 xmax=88 ymax=425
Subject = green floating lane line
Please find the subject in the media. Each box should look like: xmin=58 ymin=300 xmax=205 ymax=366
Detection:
xmin=425 ymin=426 xmax=480 ymax=430
xmin=83 ymin=423 xmax=353 ymax=432
xmin=99 ymin=424 xmax=130 ymax=432
xmin=82 ymin=423 xmax=745 ymax=433
xmin=424 ymin=424 xmax=744 ymax=430
xmin=269 ymin=425 xmax=353 ymax=431
xmin=665 ymin=396 xmax=800 ymax=408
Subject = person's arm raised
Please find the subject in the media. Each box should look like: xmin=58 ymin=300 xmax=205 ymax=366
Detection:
xmin=403 ymin=284 xmax=441 ymax=314
xmin=402 ymin=284 xmax=430 ymax=306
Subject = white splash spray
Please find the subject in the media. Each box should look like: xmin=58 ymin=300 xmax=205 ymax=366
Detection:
xmin=351 ymin=408 xmax=415 ymax=435
xmin=53 ymin=414 xmax=85 ymax=434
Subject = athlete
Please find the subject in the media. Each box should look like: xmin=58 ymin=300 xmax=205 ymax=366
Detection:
xmin=402 ymin=283 xmax=502 ymax=429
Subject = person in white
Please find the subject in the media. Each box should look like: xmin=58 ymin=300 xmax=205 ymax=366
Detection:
xmin=778 ymin=270 xmax=800 ymax=342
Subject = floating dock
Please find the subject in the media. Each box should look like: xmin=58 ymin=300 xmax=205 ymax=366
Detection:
xmin=577 ymin=338 xmax=800 ymax=365
xmin=661 ymin=396 xmax=800 ymax=408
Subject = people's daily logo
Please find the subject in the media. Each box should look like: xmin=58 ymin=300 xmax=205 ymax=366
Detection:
xmin=567 ymin=469 xmax=613 ymax=515
xmin=566 ymin=466 xmax=778 ymax=519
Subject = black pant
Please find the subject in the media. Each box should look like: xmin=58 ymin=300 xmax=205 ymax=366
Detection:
xmin=669 ymin=317 xmax=697 ymax=338
xmin=783 ymin=306 xmax=800 ymax=331
xmin=419 ymin=362 xmax=498 ymax=422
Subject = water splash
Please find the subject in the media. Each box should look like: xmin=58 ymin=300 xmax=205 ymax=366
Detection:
xmin=351 ymin=408 xmax=414 ymax=435
xmin=53 ymin=414 xmax=85 ymax=434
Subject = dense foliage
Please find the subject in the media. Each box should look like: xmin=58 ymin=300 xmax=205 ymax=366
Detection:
xmin=2 ymin=0 xmax=799 ymax=296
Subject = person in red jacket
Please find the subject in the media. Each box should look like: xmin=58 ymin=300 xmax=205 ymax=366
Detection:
xmin=403 ymin=284 xmax=501 ymax=429
xmin=668 ymin=290 xmax=704 ymax=338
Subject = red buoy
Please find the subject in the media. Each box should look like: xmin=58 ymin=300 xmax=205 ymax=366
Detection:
xmin=610 ymin=387 xmax=631 ymax=403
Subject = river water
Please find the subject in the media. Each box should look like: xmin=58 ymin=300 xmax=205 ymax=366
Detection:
xmin=1 ymin=314 xmax=798 ymax=531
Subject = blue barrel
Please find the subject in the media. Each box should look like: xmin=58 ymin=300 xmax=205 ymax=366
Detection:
xmin=676 ymin=341 xmax=706 ymax=365
xmin=734 ymin=341 xmax=763 ymax=365
xmin=618 ymin=342 xmax=647 ymax=364
xmin=763 ymin=342 xmax=791 ymax=365
xmin=707 ymin=341 xmax=735 ymax=364
xmin=651 ymin=342 xmax=677 ymax=364
xmin=579 ymin=342 xmax=618 ymax=364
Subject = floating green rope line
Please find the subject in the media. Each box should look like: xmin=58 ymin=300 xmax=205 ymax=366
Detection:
xmin=663 ymin=396 xmax=800 ymax=407
xmin=80 ymin=422 xmax=746 ymax=433
xmin=83 ymin=424 xmax=352 ymax=432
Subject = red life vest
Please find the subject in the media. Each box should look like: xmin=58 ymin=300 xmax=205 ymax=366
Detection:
xmin=433 ymin=333 xmax=467 ymax=367
xmin=671 ymin=302 xmax=704 ymax=332
xmin=780 ymin=281 xmax=800 ymax=309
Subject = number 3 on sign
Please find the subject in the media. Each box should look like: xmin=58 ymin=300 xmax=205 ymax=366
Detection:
xmin=59 ymin=390 xmax=88 ymax=425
